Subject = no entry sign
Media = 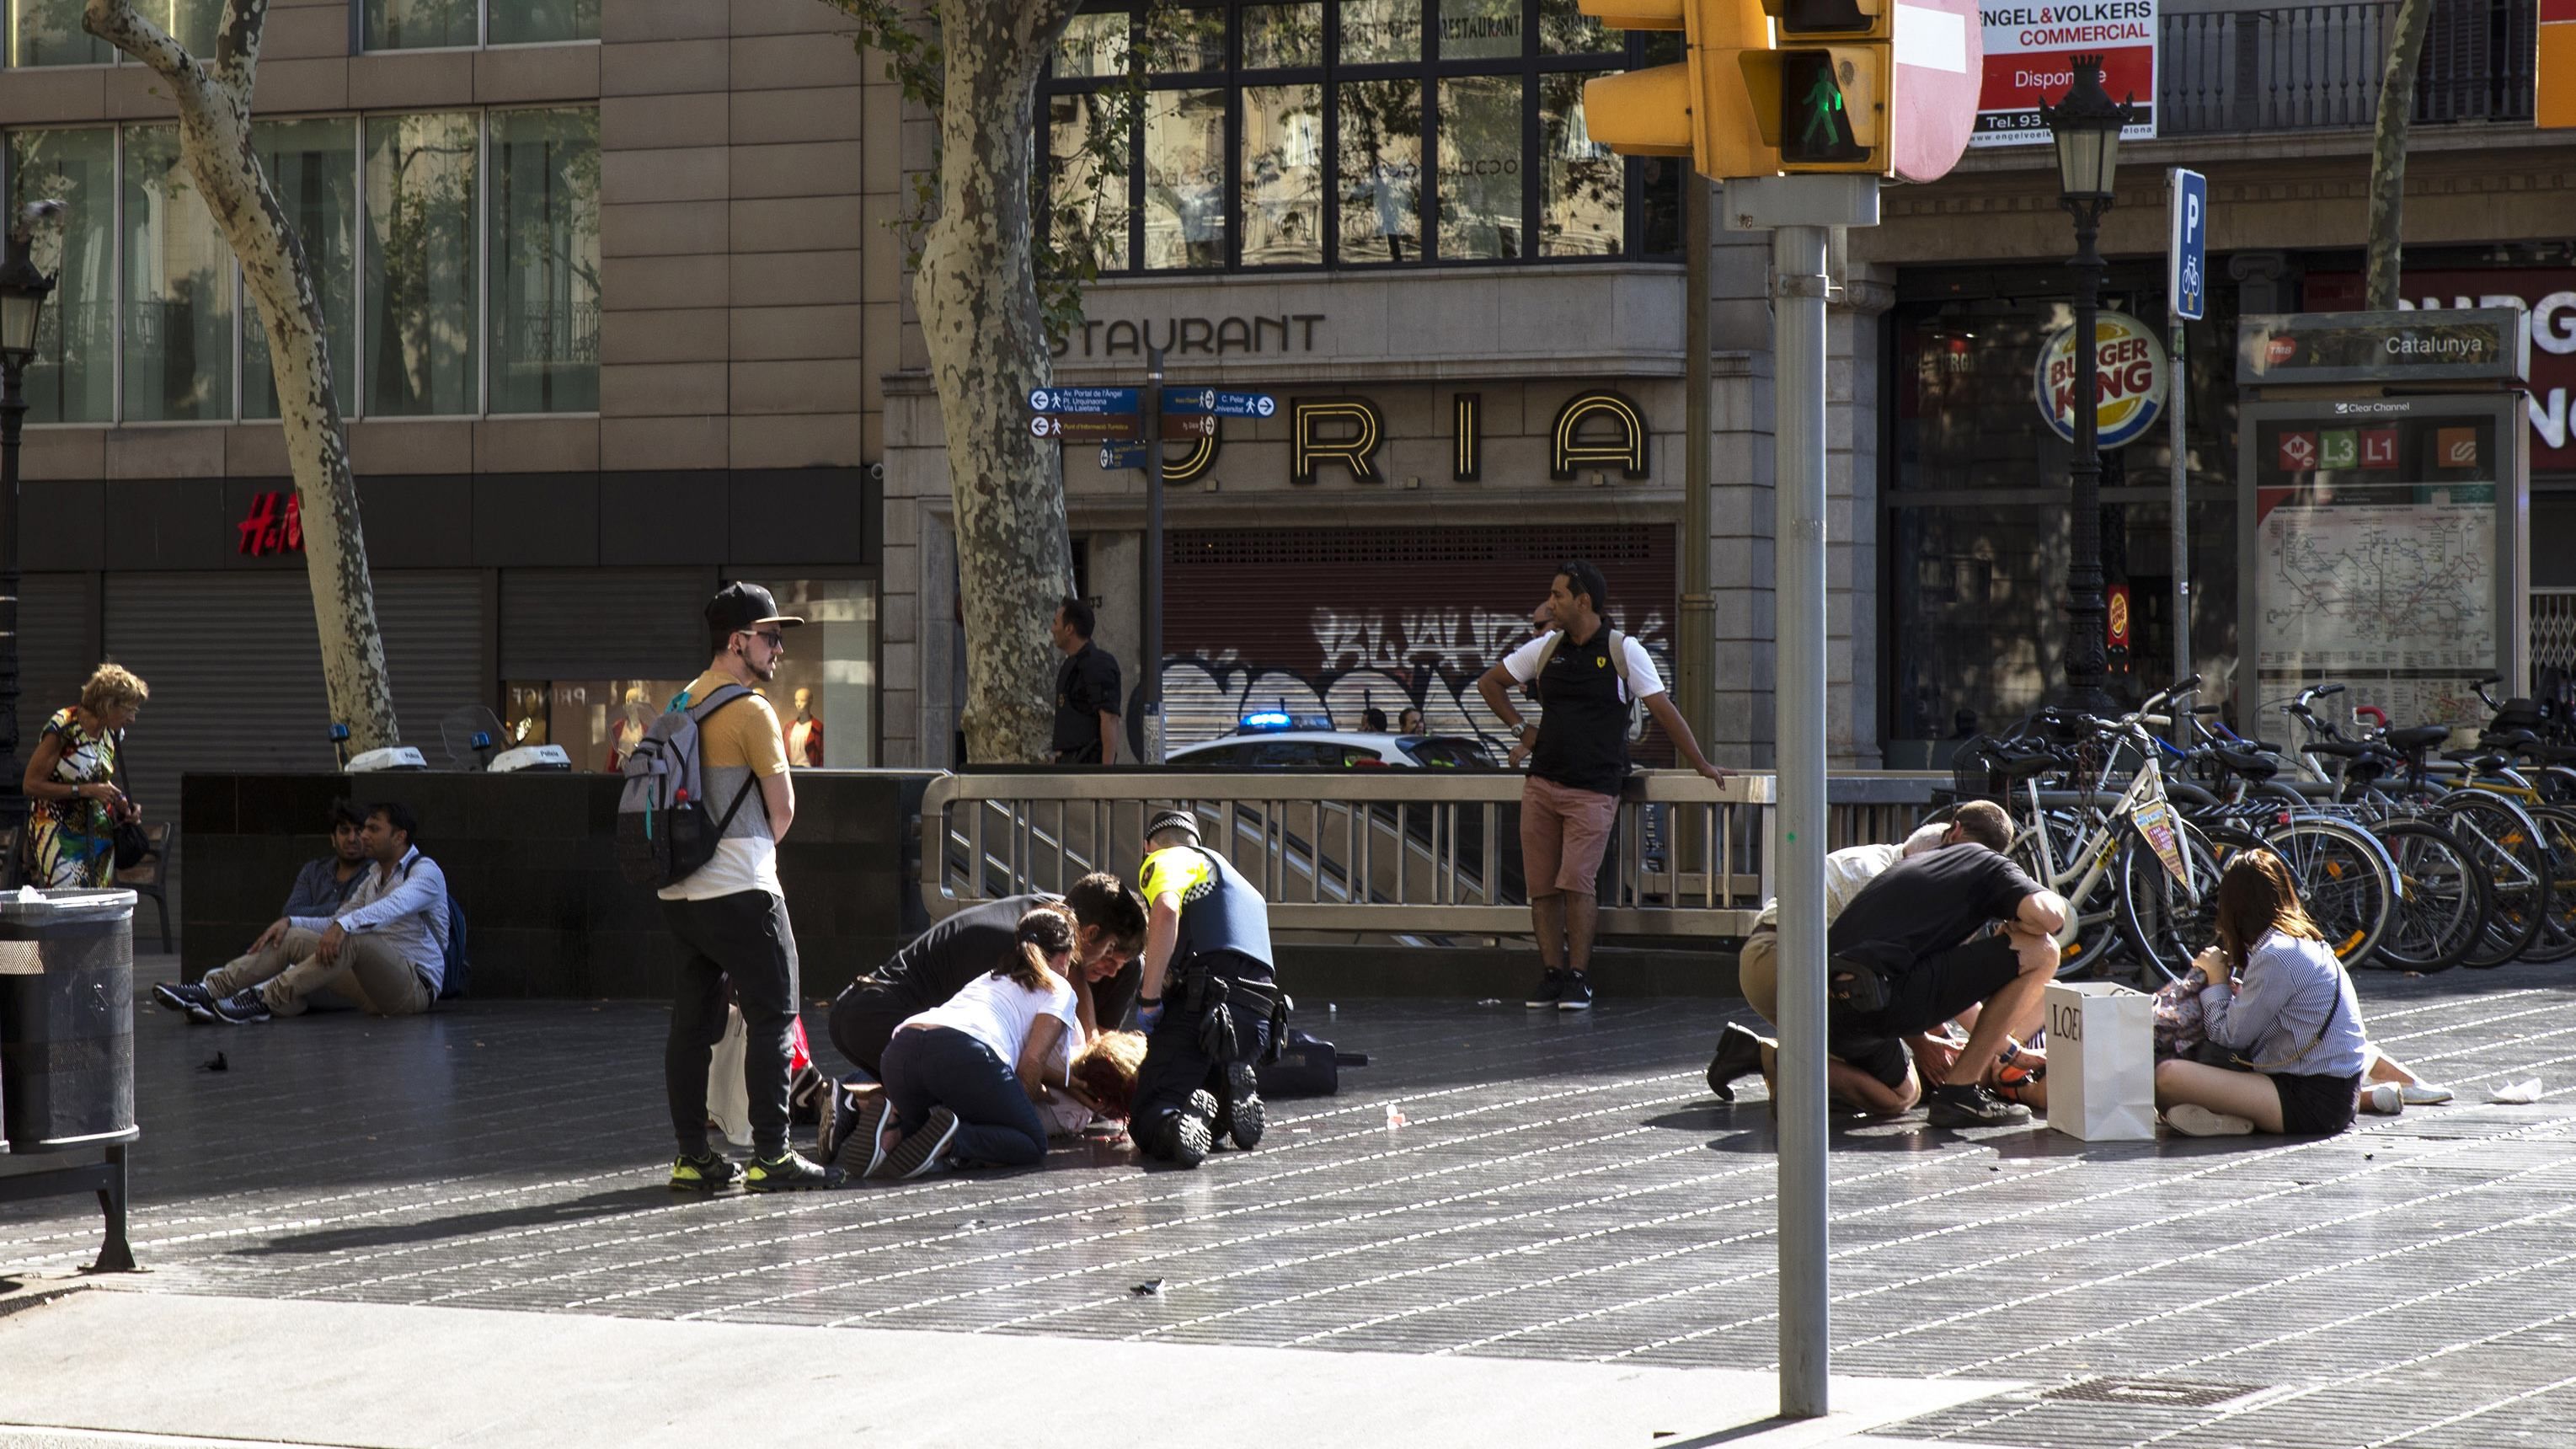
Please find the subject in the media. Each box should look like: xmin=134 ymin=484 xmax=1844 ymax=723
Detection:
xmin=1968 ymin=0 xmax=2159 ymax=147
xmin=1892 ymin=0 xmax=1983 ymax=183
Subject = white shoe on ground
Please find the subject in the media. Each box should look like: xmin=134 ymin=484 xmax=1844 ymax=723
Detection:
xmin=2399 ymin=1082 xmax=2453 ymax=1105
xmin=2362 ymin=1082 xmax=2404 ymax=1115
xmin=2165 ymin=1104 xmax=2255 ymax=1136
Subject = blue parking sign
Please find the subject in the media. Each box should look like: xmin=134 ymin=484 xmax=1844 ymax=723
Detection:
xmin=2169 ymin=169 xmax=2208 ymax=323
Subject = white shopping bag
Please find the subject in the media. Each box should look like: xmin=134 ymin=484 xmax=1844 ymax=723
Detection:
xmin=705 ymin=1004 xmax=753 ymax=1147
xmin=2043 ymin=981 xmax=2158 ymax=1142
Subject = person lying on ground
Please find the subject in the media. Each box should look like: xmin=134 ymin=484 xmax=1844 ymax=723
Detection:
xmin=168 ymin=803 xmax=451 ymax=1024
xmin=1707 ymin=803 xmax=2021 ymax=1120
xmin=2155 ymin=849 xmax=2374 ymax=1138
xmin=836 ymin=907 xmax=1092 ymax=1181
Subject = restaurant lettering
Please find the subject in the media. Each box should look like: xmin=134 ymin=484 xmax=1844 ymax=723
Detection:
xmin=1053 ymin=313 xmax=1327 ymax=360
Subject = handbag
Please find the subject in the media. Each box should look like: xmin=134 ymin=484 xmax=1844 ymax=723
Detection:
xmin=110 ymin=734 xmax=148 ymax=871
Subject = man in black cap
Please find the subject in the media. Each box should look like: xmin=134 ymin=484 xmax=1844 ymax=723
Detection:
xmin=1130 ymin=808 xmax=1285 ymax=1168
xmin=660 ymin=582 xmax=831 ymax=1192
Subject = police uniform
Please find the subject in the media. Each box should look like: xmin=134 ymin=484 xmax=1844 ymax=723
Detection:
xmin=1131 ymin=821 xmax=1284 ymax=1163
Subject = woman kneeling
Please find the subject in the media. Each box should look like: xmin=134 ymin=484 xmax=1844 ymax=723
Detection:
xmin=2155 ymin=850 xmax=2368 ymax=1137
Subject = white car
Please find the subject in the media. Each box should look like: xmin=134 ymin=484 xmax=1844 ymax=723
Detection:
xmin=1167 ymin=729 xmax=1499 ymax=770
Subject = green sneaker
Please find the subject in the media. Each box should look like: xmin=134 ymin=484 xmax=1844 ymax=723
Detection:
xmin=744 ymin=1148 xmax=833 ymax=1193
xmin=670 ymin=1151 xmax=742 ymax=1193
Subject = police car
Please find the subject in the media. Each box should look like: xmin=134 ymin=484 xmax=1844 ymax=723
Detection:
xmin=1167 ymin=713 xmax=1499 ymax=770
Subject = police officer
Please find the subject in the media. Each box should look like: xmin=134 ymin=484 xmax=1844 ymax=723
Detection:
xmin=1131 ymin=809 xmax=1284 ymax=1168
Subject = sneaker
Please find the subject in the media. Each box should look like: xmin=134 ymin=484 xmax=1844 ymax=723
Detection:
xmin=1525 ymin=970 xmax=1567 ymax=1008
xmin=1213 ymin=1062 xmax=1264 ymax=1151
xmin=1558 ymin=972 xmax=1594 ymax=1011
xmin=2362 ymin=1082 xmax=2405 ymax=1115
xmin=2399 ymin=1082 xmax=2454 ymax=1106
xmin=670 ymin=1150 xmax=742 ymax=1193
xmin=2165 ymin=1103 xmax=2254 ymax=1136
xmin=151 ymin=981 xmax=216 ymax=1019
xmin=206 ymin=987 xmax=271 ymax=1025
xmin=745 ymin=1148 xmax=832 ymax=1192
xmin=832 ymin=1093 xmax=893 ymax=1179
xmin=871 ymin=1107 xmax=959 ymax=1181
xmin=1924 ymin=1083 xmax=2031 ymax=1129
xmin=1705 ymin=1022 xmax=1767 ymax=1102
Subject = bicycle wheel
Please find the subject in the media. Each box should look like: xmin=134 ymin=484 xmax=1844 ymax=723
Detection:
xmin=2369 ymin=820 xmax=2490 ymax=974
xmin=2517 ymin=805 xmax=2576 ymax=965
xmin=2262 ymin=815 xmax=2396 ymax=968
xmin=2015 ymin=807 xmax=2123 ymax=977
xmin=2114 ymin=817 xmax=2223 ymax=985
xmin=2432 ymin=791 xmax=2552 ymax=968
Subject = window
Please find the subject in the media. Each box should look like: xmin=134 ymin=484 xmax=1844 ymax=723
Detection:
xmin=0 ymin=108 xmax=599 ymax=425
xmin=362 ymin=0 xmax=597 ymax=50
xmin=8 ymin=0 xmax=217 ymax=66
xmin=1045 ymin=0 xmax=1671 ymax=271
xmin=748 ymin=580 xmax=879 ymax=769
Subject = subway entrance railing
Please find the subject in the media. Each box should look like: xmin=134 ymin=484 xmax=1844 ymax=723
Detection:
xmin=920 ymin=771 xmax=1947 ymax=937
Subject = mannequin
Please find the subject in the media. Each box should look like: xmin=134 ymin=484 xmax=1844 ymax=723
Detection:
xmin=785 ymin=686 xmax=825 ymax=767
xmin=610 ymin=684 xmax=653 ymax=772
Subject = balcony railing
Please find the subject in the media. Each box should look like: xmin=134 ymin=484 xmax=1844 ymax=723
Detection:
xmin=2160 ymin=0 xmax=2535 ymax=136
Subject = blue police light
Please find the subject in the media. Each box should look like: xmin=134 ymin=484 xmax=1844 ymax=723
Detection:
xmin=329 ymin=723 xmax=351 ymax=743
xmin=471 ymin=731 xmax=494 ymax=751
xmin=1242 ymin=712 xmax=1293 ymax=731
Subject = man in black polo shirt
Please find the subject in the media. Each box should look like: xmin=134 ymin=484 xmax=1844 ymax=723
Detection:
xmin=1050 ymin=596 xmax=1122 ymax=764
xmin=1825 ymin=820 xmax=2068 ymax=1128
xmin=1476 ymin=559 xmax=1729 ymax=1011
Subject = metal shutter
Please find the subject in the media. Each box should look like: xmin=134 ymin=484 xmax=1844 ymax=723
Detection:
xmin=104 ymin=574 xmax=334 ymax=820
xmin=15 ymin=574 xmax=94 ymax=762
xmin=501 ymin=569 xmax=712 ymax=680
xmin=375 ymin=572 xmax=489 ymax=767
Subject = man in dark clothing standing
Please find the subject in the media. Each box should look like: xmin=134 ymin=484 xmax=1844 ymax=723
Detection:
xmin=1050 ymin=596 xmax=1122 ymax=764
xmin=1825 ymin=828 xmax=2067 ymax=1128
xmin=1130 ymin=810 xmax=1282 ymax=1168
xmin=1476 ymin=560 xmax=1729 ymax=1012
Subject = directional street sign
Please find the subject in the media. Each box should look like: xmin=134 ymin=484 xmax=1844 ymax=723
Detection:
xmin=1030 ymin=413 xmax=1140 ymax=441
xmin=2169 ymin=168 xmax=2208 ymax=323
xmin=1161 ymin=388 xmax=1276 ymax=418
xmin=1027 ymin=386 xmax=1139 ymax=414
xmin=1160 ymin=412 xmax=1219 ymax=439
xmin=1098 ymin=442 xmax=1148 ymax=470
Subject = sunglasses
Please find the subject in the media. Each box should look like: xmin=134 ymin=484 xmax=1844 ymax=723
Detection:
xmin=743 ymin=629 xmax=786 ymax=650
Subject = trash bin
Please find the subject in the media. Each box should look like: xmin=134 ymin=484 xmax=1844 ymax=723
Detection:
xmin=0 ymin=887 xmax=139 ymax=1152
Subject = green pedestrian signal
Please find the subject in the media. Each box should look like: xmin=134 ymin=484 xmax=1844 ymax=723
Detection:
xmin=1780 ymin=51 xmax=1867 ymax=163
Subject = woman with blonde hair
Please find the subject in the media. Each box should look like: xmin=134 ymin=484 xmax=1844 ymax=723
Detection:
xmin=20 ymin=663 xmax=147 ymax=887
xmin=2154 ymin=849 xmax=2371 ymax=1136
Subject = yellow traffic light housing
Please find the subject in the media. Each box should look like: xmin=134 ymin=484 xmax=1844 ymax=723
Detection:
xmin=1577 ymin=0 xmax=1779 ymax=179
xmin=1741 ymin=0 xmax=1891 ymax=174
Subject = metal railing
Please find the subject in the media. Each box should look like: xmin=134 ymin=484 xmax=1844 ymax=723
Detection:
xmin=2160 ymin=0 xmax=2535 ymax=136
xmin=920 ymin=769 xmax=1948 ymax=938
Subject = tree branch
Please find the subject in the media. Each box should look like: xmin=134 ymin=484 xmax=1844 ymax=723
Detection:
xmin=83 ymin=0 xmax=228 ymax=118
xmin=214 ymin=0 xmax=268 ymax=112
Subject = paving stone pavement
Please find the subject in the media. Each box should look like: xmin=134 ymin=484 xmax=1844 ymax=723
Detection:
xmin=5 ymin=962 xmax=2575 ymax=1449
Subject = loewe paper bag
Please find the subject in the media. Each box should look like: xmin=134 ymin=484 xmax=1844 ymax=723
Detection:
xmin=2044 ymin=981 xmax=2158 ymax=1142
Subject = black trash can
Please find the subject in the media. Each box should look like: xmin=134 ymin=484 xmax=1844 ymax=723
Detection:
xmin=0 ymin=887 xmax=139 ymax=1152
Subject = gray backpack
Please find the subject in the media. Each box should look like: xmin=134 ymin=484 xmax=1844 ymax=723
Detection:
xmin=614 ymin=683 xmax=758 ymax=889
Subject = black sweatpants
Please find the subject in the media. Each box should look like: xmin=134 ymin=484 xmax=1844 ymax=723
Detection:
xmin=662 ymin=890 xmax=799 ymax=1158
xmin=1132 ymin=956 xmax=1275 ymax=1153
xmin=826 ymin=983 xmax=915 ymax=1081
xmin=879 ymin=1025 xmax=1050 ymax=1168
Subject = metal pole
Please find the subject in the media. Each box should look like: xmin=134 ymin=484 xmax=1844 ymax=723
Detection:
xmin=2167 ymin=316 xmax=2190 ymax=740
xmin=1143 ymin=347 xmax=1165 ymax=764
xmin=0 ymin=349 xmax=24 ymax=877
xmin=1772 ymin=219 xmax=1831 ymax=1422
xmin=1681 ymin=173 xmax=1714 ymax=751
xmin=2061 ymin=201 xmax=2112 ymax=708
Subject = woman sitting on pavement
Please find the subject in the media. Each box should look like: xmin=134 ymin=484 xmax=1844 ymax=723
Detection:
xmin=2154 ymin=849 xmax=2372 ymax=1137
xmin=842 ymin=906 xmax=1093 ymax=1181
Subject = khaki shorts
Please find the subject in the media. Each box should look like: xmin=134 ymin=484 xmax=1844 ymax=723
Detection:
xmin=1737 ymin=927 xmax=1778 ymax=1025
xmin=1520 ymin=775 xmax=1618 ymax=897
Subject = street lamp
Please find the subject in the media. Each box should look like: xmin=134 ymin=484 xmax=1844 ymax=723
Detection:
xmin=2042 ymin=55 xmax=2135 ymax=709
xmin=0 ymin=205 xmax=59 ymax=876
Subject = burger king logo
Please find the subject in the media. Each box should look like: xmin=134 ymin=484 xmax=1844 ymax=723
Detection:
xmin=2036 ymin=312 xmax=2171 ymax=450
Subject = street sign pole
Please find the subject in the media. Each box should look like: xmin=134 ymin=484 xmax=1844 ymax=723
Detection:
xmin=1724 ymin=172 xmax=1879 ymax=1424
xmin=2167 ymin=169 xmax=2206 ymax=736
xmin=1143 ymin=346 xmax=1166 ymax=765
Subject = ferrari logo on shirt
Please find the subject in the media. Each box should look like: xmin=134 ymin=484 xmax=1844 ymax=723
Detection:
xmin=1595 ymin=657 xmax=1606 ymax=669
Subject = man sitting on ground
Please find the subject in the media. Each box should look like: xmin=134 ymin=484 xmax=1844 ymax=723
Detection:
xmin=156 ymin=798 xmax=371 ymax=1019
xmin=1776 ymin=805 xmax=2065 ymax=1128
xmin=166 ymin=803 xmax=452 ymax=1024
xmin=1705 ymin=810 xmax=1991 ymax=1115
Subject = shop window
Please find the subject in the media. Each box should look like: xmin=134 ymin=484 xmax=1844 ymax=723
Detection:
xmin=5 ymin=126 xmax=113 ymax=422
xmin=120 ymin=125 xmax=232 ymax=423
xmin=750 ymin=580 xmax=879 ymax=769
xmin=363 ymin=111 xmax=479 ymax=416
xmin=1045 ymin=0 xmax=1665 ymax=271
xmin=489 ymin=107 xmax=601 ymax=415
xmin=243 ymin=118 xmax=361 ymax=420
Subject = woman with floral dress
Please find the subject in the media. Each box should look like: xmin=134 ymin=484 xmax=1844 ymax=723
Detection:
xmin=19 ymin=664 xmax=147 ymax=888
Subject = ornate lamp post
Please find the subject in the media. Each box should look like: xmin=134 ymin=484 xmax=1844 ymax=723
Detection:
xmin=0 ymin=205 xmax=59 ymax=872
xmin=2043 ymin=56 xmax=2135 ymax=709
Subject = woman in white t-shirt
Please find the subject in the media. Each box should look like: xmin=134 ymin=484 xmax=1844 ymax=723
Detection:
xmin=849 ymin=906 xmax=1087 ymax=1180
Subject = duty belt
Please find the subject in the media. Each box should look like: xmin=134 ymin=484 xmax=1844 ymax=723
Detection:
xmin=1171 ymin=960 xmax=1291 ymax=1064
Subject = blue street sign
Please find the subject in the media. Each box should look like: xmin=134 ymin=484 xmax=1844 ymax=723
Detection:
xmin=1028 ymin=386 xmax=1139 ymax=414
xmin=2169 ymin=168 xmax=2208 ymax=323
xmin=1161 ymin=387 xmax=1277 ymax=419
xmin=1098 ymin=442 xmax=1147 ymax=470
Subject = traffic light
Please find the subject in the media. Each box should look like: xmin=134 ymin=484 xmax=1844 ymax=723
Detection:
xmin=1739 ymin=0 xmax=1890 ymax=174
xmin=1577 ymin=0 xmax=1778 ymax=179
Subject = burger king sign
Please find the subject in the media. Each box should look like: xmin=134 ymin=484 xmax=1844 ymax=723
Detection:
xmin=2035 ymin=310 xmax=2170 ymax=448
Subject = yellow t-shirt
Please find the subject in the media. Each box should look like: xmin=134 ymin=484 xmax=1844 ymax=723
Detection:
xmin=656 ymin=670 xmax=790 ymax=901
